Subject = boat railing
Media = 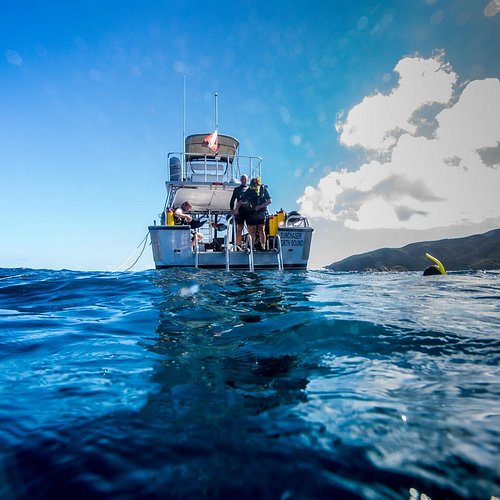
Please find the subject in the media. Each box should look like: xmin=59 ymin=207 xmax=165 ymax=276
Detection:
xmin=167 ymin=152 xmax=262 ymax=184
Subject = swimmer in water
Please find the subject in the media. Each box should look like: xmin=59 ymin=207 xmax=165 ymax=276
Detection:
xmin=423 ymin=253 xmax=446 ymax=276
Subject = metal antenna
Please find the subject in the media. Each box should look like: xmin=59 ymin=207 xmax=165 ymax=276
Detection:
xmin=214 ymin=92 xmax=218 ymax=131
xmin=183 ymin=75 xmax=186 ymax=169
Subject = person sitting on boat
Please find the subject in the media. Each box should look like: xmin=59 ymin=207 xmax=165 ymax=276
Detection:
xmin=237 ymin=176 xmax=271 ymax=250
xmin=174 ymin=201 xmax=203 ymax=245
xmin=229 ymin=174 xmax=249 ymax=248
xmin=174 ymin=201 xmax=194 ymax=224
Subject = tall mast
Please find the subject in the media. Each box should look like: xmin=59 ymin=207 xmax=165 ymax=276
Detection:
xmin=182 ymin=75 xmax=186 ymax=171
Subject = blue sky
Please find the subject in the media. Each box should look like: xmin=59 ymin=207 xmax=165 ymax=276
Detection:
xmin=1 ymin=0 xmax=499 ymax=270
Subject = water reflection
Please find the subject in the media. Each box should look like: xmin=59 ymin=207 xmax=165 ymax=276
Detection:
xmin=141 ymin=270 xmax=314 ymax=422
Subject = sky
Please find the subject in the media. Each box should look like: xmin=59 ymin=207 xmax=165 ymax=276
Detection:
xmin=1 ymin=0 xmax=499 ymax=271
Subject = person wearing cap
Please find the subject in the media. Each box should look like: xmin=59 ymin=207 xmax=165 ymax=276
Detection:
xmin=237 ymin=176 xmax=272 ymax=250
xmin=229 ymin=174 xmax=249 ymax=248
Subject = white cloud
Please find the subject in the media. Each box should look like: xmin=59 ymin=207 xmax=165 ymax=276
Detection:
xmin=337 ymin=53 xmax=457 ymax=153
xmin=299 ymin=54 xmax=500 ymax=230
xmin=6 ymin=49 xmax=23 ymax=66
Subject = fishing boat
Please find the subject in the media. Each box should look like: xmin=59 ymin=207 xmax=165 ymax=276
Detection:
xmin=148 ymin=132 xmax=313 ymax=270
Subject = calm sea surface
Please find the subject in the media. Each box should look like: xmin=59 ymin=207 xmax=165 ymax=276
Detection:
xmin=0 ymin=268 xmax=499 ymax=499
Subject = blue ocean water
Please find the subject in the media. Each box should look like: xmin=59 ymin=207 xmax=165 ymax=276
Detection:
xmin=0 ymin=268 xmax=499 ymax=499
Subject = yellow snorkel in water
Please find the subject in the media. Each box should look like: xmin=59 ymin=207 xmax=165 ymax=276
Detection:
xmin=423 ymin=253 xmax=446 ymax=276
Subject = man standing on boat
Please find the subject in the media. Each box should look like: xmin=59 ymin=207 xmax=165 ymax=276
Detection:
xmin=237 ymin=177 xmax=272 ymax=251
xmin=229 ymin=174 xmax=249 ymax=248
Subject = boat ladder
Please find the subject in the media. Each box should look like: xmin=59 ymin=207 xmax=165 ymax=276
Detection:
xmin=247 ymin=235 xmax=254 ymax=272
xmin=222 ymin=223 xmax=282 ymax=272
xmin=224 ymin=233 xmax=230 ymax=271
xmin=194 ymin=230 xmax=200 ymax=268
xmin=275 ymin=234 xmax=284 ymax=271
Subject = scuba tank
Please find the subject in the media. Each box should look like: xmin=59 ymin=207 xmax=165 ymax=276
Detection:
xmin=268 ymin=214 xmax=278 ymax=236
xmin=166 ymin=208 xmax=175 ymax=226
xmin=277 ymin=209 xmax=286 ymax=227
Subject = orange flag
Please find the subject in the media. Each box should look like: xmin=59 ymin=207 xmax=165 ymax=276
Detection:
xmin=204 ymin=130 xmax=218 ymax=152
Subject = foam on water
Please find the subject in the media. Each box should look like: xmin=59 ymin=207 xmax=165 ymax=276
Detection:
xmin=0 ymin=268 xmax=499 ymax=498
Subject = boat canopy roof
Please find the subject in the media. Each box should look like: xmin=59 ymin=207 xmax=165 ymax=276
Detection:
xmin=168 ymin=182 xmax=238 ymax=214
xmin=185 ymin=134 xmax=239 ymax=162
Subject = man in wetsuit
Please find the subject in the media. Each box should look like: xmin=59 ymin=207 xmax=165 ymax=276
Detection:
xmin=229 ymin=174 xmax=249 ymax=248
xmin=238 ymin=176 xmax=271 ymax=250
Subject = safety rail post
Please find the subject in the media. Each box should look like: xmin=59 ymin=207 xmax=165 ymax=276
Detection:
xmin=225 ymin=215 xmax=236 ymax=252
xmin=247 ymin=235 xmax=254 ymax=272
xmin=232 ymin=217 xmax=237 ymax=252
xmin=230 ymin=215 xmax=238 ymax=252
xmin=194 ymin=230 xmax=199 ymax=268
xmin=224 ymin=234 xmax=230 ymax=271
xmin=275 ymin=234 xmax=284 ymax=271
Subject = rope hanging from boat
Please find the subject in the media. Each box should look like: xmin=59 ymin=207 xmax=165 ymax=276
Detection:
xmin=115 ymin=232 xmax=150 ymax=272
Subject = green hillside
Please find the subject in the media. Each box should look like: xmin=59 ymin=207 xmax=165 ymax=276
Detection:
xmin=326 ymin=229 xmax=500 ymax=272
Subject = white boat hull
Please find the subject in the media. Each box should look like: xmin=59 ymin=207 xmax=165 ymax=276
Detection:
xmin=149 ymin=226 xmax=313 ymax=270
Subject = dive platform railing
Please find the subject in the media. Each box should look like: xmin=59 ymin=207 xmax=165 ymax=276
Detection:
xmin=222 ymin=217 xmax=284 ymax=271
xmin=167 ymin=212 xmax=299 ymax=272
